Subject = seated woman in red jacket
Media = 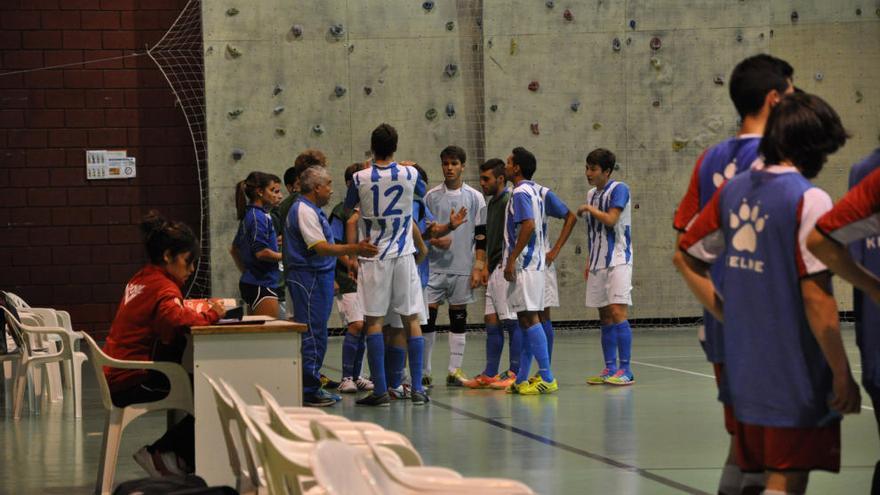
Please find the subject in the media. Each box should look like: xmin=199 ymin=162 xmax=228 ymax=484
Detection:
xmin=103 ymin=211 xmax=225 ymax=477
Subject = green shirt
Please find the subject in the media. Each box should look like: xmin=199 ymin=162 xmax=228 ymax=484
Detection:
xmin=486 ymin=188 xmax=511 ymax=272
xmin=330 ymin=201 xmax=358 ymax=294
xmin=270 ymin=192 xmax=300 ymax=290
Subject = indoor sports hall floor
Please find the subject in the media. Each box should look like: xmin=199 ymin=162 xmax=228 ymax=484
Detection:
xmin=2 ymin=327 xmax=875 ymax=494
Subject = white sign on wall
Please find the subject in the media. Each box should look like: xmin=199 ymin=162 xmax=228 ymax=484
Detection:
xmin=86 ymin=150 xmax=137 ymax=180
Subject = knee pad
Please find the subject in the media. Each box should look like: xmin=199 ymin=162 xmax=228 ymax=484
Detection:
xmin=425 ymin=306 xmax=438 ymax=333
xmin=449 ymin=308 xmax=467 ymax=334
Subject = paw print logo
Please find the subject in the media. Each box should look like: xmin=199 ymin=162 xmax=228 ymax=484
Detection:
xmin=729 ymin=200 xmax=767 ymax=253
xmin=712 ymin=160 xmax=738 ymax=188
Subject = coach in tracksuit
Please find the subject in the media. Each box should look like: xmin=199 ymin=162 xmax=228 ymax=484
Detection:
xmin=284 ymin=166 xmax=378 ymax=406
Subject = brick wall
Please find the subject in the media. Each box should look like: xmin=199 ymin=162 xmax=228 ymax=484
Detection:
xmin=0 ymin=0 xmax=201 ymax=338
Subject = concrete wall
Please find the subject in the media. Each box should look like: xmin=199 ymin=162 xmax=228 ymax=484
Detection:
xmin=204 ymin=0 xmax=880 ymax=325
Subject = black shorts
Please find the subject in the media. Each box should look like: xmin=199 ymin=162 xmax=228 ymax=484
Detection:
xmin=239 ymin=282 xmax=279 ymax=310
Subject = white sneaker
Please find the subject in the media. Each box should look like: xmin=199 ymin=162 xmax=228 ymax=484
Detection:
xmin=355 ymin=376 xmax=374 ymax=391
xmin=388 ymin=384 xmax=410 ymax=399
xmin=133 ymin=446 xmax=186 ymax=477
xmin=338 ymin=376 xmax=358 ymax=393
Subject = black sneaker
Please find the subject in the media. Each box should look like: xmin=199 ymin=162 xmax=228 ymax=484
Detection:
xmin=303 ymin=393 xmax=335 ymax=407
xmin=422 ymin=375 xmax=433 ymax=389
xmin=355 ymin=392 xmax=391 ymax=407
xmin=411 ymin=389 xmax=430 ymax=406
xmin=320 ymin=374 xmax=341 ymax=390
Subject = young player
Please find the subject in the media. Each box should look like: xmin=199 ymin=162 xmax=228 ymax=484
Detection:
xmin=808 ymin=148 xmax=880 ymax=493
xmin=344 ymin=123 xmax=430 ymax=406
xmin=423 ymin=145 xmax=487 ymax=387
xmin=329 ymin=162 xmax=373 ymax=393
xmin=672 ymin=53 xmax=794 ymax=494
xmin=503 ymin=147 xmax=557 ymax=395
xmin=231 ymin=171 xmax=284 ymax=318
xmin=285 ymin=166 xmax=378 ymax=407
xmin=578 ymin=149 xmax=634 ymax=386
xmin=675 ymin=92 xmax=859 ymax=494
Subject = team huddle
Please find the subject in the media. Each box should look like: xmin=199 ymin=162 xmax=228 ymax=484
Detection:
xmin=227 ymin=53 xmax=880 ymax=494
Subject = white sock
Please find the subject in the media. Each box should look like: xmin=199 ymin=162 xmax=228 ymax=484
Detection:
xmin=718 ymin=464 xmax=742 ymax=495
xmin=448 ymin=333 xmax=466 ymax=372
xmin=423 ymin=332 xmax=436 ymax=375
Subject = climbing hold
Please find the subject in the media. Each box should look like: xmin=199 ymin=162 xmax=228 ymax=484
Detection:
xmin=672 ymin=138 xmax=689 ymax=152
xmin=759 ymin=32 xmax=765 ymax=39
xmin=273 ymin=106 xmax=285 ymax=114
xmin=273 ymin=84 xmax=283 ymax=96
xmin=489 ymin=104 xmax=498 ymax=112
xmin=334 ymin=85 xmax=346 ymax=97
xmin=650 ymin=57 xmax=662 ymax=70
xmin=575 ymin=245 xmax=581 ymax=255
xmin=856 ymin=90 xmax=863 ymax=103
xmin=563 ymin=9 xmax=574 ymax=21
xmin=510 ymin=39 xmax=517 ymax=55
xmin=855 ymin=8 xmax=861 ymax=15
xmin=329 ymin=24 xmax=345 ymax=39
xmin=444 ymin=63 xmax=458 ymax=78
xmin=629 ymin=19 xmax=636 ymax=30
xmin=612 ymin=37 xmax=621 ymax=52
xmin=545 ymin=0 xmax=554 ymax=8
xmin=528 ymin=80 xmax=540 ymax=92
xmin=226 ymin=7 xmax=239 ymax=16
xmin=446 ymin=21 xmax=455 ymax=31
xmin=570 ymin=101 xmax=580 ymax=112
xmin=769 ymin=29 xmax=774 ymax=37
xmin=348 ymin=44 xmax=355 ymax=53
xmin=614 ymin=163 xmax=621 ymax=171
xmin=790 ymin=11 xmax=799 ymax=22
xmin=275 ymin=128 xmax=286 ymax=136
xmin=312 ymin=124 xmax=324 ymax=135
xmin=876 ymin=7 xmax=880 ymax=17
xmin=476 ymin=17 xmax=482 ymax=27
xmin=227 ymin=108 xmax=243 ymax=118
xmin=378 ymin=78 xmax=385 ymax=84
xmin=713 ymin=75 xmax=724 ymax=85
xmin=592 ymin=122 xmax=602 ymax=130
xmin=291 ymin=24 xmax=303 ymax=37
xmin=530 ymin=122 xmax=540 ymax=135
xmin=652 ymin=99 xmax=661 ymax=108
xmin=814 ymin=72 xmax=823 ymax=81
xmin=226 ymin=44 xmax=242 ymax=58
xmin=626 ymin=37 xmax=632 ymax=45
xmin=422 ymin=1 xmax=434 ymax=12
xmin=425 ymin=108 xmax=438 ymax=120
xmin=445 ymin=103 xmax=455 ymax=117
xmin=650 ymin=37 xmax=661 ymax=51
xmin=232 ymin=148 xmax=245 ymax=161
xmin=735 ymin=32 xmax=743 ymax=42
xmin=364 ymin=86 xmax=373 ymax=96
xmin=487 ymin=38 xmax=493 ymax=48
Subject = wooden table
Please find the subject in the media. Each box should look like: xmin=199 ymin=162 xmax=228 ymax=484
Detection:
xmin=190 ymin=318 xmax=306 ymax=487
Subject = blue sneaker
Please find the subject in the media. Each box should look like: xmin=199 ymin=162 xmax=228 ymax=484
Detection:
xmin=317 ymin=388 xmax=342 ymax=402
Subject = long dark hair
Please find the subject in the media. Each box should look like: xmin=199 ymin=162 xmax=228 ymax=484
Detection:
xmin=235 ymin=171 xmax=281 ymax=219
xmin=140 ymin=210 xmax=199 ymax=265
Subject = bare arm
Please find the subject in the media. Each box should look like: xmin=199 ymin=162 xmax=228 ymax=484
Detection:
xmin=672 ymin=249 xmax=723 ymax=321
xmin=412 ymin=220 xmax=428 ymax=265
xmin=312 ymin=240 xmax=378 ymax=259
xmin=504 ymin=219 xmax=536 ymax=282
xmin=427 ymin=207 xmax=468 ymax=238
xmin=255 ymin=248 xmax=282 ymax=263
xmin=578 ymin=204 xmax=622 ymax=227
xmin=807 ymin=229 xmax=880 ymax=304
xmin=546 ymin=210 xmax=577 ymax=266
xmin=801 ymin=274 xmax=861 ymax=414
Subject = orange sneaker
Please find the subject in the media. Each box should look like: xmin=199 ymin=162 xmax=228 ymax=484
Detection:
xmin=462 ymin=373 xmax=499 ymax=389
xmin=489 ymin=370 xmax=517 ymax=390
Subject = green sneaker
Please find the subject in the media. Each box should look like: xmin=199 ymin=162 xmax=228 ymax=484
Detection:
xmin=605 ymin=369 xmax=635 ymax=386
xmin=585 ymin=368 xmax=614 ymax=385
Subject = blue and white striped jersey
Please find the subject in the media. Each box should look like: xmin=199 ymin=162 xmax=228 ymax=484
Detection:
xmin=534 ymin=183 xmax=570 ymax=253
xmin=585 ymin=180 xmax=632 ymax=270
xmin=344 ymin=162 xmax=426 ymax=261
xmin=424 ymin=183 xmax=487 ymax=275
xmin=502 ymin=180 xmax=546 ymax=271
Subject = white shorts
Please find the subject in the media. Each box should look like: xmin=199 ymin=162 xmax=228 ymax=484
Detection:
xmin=386 ymin=289 xmax=429 ymax=328
xmin=543 ymin=262 xmax=559 ymax=308
xmin=358 ymin=256 xmax=425 ymax=318
xmin=335 ymin=292 xmax=363 ymax=327
xmin=506 ymin=269 xmax=545 ymax=314
xmin=585 ymin=264 xmax=633 ymax=308
xmin=484 ymin=268 xmax=515 ymax=320
xmin=425 ymin=272 xmax=475 ymax=306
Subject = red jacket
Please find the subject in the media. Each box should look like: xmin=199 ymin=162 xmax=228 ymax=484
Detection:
xmin=102 ymin=264 xmax=220 ymax=392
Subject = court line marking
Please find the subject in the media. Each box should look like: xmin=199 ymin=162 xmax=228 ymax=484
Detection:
xmin=632 ymin=360 xmax=874 ymax=412
xmin=430 ymin=399 xmax=710 ymax=495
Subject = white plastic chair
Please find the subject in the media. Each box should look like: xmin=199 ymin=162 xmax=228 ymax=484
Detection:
xmin=82 ymin=333 xmax=193 ymax=495
xmin=4 ymin=293 xmax=70 ymax=396
xmin=20 ymin=306 xmax=84 ymax=390
xmin=311 ymin=440 xmax=408 ymax=495
xmin=252 ymin=417 xmax=323 ymax=495
xmin=1 ymin=307 xmax=87 ymax=419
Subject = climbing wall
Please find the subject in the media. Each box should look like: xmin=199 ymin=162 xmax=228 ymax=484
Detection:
xmin=204 ymin=0 xmax=880 ymax=324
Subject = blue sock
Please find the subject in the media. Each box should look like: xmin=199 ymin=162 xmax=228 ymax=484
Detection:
xmin=353 ymin=333 xmax=366 ymax=377
xmin=366 ymin=334 xmax=387 ymax=394
xmin=542 ymin=319 xmax=554 ymax=364
xmin=600 ymin=324 xmax=618 ymax=373
xmin=504 ymin=319 xmax=522 ymax=376
xmin=387 ymin=346 xmax=407 ymax=389
xmin=616 ymin=320 xmax=632 ymax=374
xmin=341 ymin=332 xmax=360 ymax=379
xmin=407 ymin=336 xmax=425 ymax=392
xmin=526 ymin=323 xmax=554 ymax=382
xmin=483 ymin=324 xmax=504 ymax=377
xmin=516 ymin=326 xmax=533 ymax=384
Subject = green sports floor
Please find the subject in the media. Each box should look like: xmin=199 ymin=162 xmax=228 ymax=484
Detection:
xmin=1 ymin=327 xmax=876 ymax=494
